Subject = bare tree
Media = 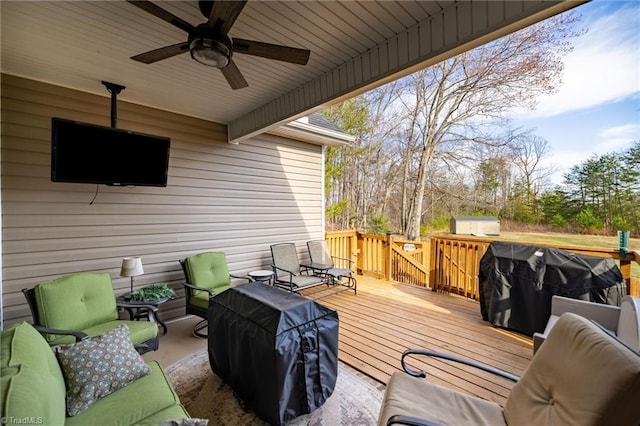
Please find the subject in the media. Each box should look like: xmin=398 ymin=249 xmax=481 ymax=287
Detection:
xmin=324 ymin=12 xmax=578 ymax=236
xmin=396 ymin=12 xmax=578 ymax=239
xmin=324 ymin=83 xmax=404 ymax=231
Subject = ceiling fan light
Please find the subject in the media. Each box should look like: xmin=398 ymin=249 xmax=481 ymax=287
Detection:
xmin=189 ymin=38 xmax=230 ymax=68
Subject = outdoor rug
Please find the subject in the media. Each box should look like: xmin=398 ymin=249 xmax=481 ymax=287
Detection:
xmin=166 ymin=349 xmax=384 ymax=425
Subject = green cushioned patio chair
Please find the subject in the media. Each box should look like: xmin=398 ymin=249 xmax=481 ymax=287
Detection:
xmin=180 ymin=252 xmax=250 ymax=337
xmin=22 ymin=272 xmax=159 ymax=354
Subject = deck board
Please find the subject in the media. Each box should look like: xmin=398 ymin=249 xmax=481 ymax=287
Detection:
xmin=300 ymin=275 xmax=532 ymax=405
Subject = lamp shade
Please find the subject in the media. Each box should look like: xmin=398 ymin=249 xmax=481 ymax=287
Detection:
xmin=120 ymin=257 xmax=144 ymax=277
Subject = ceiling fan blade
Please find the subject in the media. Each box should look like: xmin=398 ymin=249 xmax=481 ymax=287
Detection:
xmin=233 ymin=38 xmax=310 ymax=65
xmin=131 ymin=42 xmax=190 ymax=64
xmin=220 ymin=59 xmax=248 ymax=90
xmin=207 ymin=0 xmax=247 ymax=34
xmin=127 ymin=0 xmax=195 ymax=34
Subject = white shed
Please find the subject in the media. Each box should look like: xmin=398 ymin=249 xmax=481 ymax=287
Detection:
xmin=450 ymin=216 xmax=500 ymax=235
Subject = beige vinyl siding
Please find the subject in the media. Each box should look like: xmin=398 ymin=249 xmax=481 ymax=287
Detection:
xmin=1 ymin=74 xmax=324 ymax=327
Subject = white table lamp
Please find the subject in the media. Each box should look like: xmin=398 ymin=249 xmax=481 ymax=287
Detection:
xmin=120 ymin=257 xmax=144 ymax=293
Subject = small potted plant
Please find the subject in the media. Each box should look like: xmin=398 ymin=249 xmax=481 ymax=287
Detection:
xmin=129 ymin=283 xmax=176 ymax=302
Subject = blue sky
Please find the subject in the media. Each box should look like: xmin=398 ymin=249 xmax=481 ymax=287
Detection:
xmin=507 ymin=0 xmax=640 ymax=185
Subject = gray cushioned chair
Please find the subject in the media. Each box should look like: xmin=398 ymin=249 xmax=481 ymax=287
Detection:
xmin=378 ymin=312 xmax=640 ymax=426
xmin=533 ymin=294 xmax=640 ymax=354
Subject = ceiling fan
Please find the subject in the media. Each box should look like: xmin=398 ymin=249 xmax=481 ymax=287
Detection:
xmin=127 ymin=0 xmax=311 ymax=90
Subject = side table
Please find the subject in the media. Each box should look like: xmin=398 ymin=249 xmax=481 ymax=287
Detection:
xmin=248 ymin=269 xmax=275 ymax=285
xmin=117 ymin=294 xmax=169 ymax=335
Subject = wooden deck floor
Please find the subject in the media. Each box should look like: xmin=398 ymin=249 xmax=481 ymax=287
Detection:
xmin=300 ymin=275 xmax=533 ymax=406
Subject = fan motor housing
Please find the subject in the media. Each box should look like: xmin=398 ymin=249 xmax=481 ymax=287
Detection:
xmin=188 ymin=24 xmax=233 ymax=67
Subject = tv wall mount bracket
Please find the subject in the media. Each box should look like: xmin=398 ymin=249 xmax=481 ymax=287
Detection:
xmin=101 ymin=81 xmax=126 ymax=128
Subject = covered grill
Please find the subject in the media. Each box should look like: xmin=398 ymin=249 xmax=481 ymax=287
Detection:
xmin=208 ymin=283 xmax=339 ymax=425
xmin=479 ymin=242 xmax=625 ymax=336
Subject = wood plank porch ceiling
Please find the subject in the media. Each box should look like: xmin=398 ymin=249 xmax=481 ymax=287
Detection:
xmin=303 ymin=275 xmax=532 ymax=406
xmin=0 ymin=1 xmax=586 ymax=143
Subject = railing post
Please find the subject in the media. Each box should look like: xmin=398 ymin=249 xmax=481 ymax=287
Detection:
xmin=350 ymin=231 xmax=358 ymax=271
xmin=385 ymin=232 xmax=393 ymax=281
xmin=620 ymin=259 xmax=631 ymax=296
xmin=356 ymin=230 xmax=364 ymax=274
xmin=429 ymin=237 xmax=438 ymax=291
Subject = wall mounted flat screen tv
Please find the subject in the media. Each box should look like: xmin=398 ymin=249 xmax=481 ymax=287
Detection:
xmin=51 ymin=117 xmax=170 ymax=187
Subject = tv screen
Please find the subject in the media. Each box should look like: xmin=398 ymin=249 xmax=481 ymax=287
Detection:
xmin=51 ymin=117 xmax=170 ymax=187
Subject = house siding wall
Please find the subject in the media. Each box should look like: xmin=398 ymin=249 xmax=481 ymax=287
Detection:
xmin=1 ymin=74 xmax=324 ymax=327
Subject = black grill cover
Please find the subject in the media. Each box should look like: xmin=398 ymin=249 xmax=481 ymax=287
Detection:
xmin=208 ymin=283 xmax=339 ymax=425
xmin=479 ymin=242 xmax=625 ymax=336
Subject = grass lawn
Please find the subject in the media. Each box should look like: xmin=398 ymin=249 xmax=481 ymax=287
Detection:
xmin=492 ymin=232 xmax=639 ymax=251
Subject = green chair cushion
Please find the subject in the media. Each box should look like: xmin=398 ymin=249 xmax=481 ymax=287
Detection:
xmin=47 ymin=320 xmax=158 ymax=347
xmin=184 ymin=252 xmax=231 ymax=294
xmin=65 ymin=361 xmax=187 ymax=426
xmin=36 ymin=272 xmax=118 ymax=341
xmin=0 ymin=322 xmax=66 ymax=425
xmin=189 ymin=284 xmax=232 ymax=309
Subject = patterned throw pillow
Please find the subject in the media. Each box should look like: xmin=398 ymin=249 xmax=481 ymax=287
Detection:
xmin=54 ymin=324 xmax=152 ymax=416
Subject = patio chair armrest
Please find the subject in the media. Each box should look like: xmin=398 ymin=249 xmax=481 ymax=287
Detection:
xmin=183 ymin=282 xmax=216 ymax=296
xmin=331 ymin=255 xmax=354 ymax=266
xmin=400 ymin=349 xmax=519 ymax=382
xmin=32 ymin=324 xmax=89 ymax=342
xmin=271 ymin=265 xmax=295 ymax=281
xmin=230 ymin=273 xmax=252 ymax=283
xmin=387 ymin=415 xmax=442 ymax=426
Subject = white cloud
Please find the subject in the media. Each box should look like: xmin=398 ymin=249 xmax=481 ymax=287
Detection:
xmin=596 ymin=123 xmax=640 ymax=152
xmin=510 ymin=2 xmax=640 ymax=119
xmin=543 ymin=122 xmax=639 ymax=185
xmin=543 ymin=150 xmax=592 ymax=185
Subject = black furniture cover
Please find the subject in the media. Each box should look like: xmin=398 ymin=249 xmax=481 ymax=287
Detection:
xmin=208 ymin=283 xmax=339 ymax=425
xmin=479 ymin=242 xmax=625 ymax=336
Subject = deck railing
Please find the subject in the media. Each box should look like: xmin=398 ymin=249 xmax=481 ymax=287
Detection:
xmin=429 ymin=236 xmax=490 ymax=298
xmin=356 ymin=232 xmax=386 ymax=278
xmin=326 ymin=231 xmax=428 ymax=286
xmin=389 ymin=238 xmax=429 ymax=287
xmin=325 ymin=230 xmax=640 ymax=299
xmin=430 ymin=235 xmax=640 ymax=299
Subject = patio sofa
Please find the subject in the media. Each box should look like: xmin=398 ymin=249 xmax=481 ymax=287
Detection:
xmin=1 ymin=321 xmax=189 ymax=426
